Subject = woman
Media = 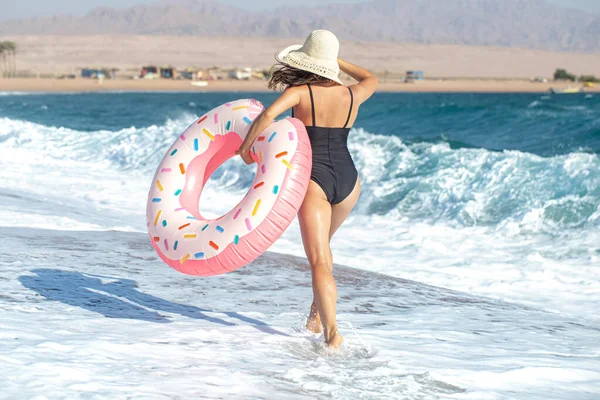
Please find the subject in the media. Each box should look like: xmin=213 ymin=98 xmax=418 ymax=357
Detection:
xmin=236 ymin=30 xmax=378 ymax=348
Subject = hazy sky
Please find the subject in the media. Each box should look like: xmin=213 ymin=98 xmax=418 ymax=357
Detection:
xmin=1 ymin=0 xmax=599 ymax=20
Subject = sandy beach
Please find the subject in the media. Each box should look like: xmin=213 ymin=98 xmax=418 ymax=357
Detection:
xmin=0 ymin=35 xmax=598 ymax=93
xmin=3 ymin=35 xmax=600 ymax=79
xmin=1 ymin=77 xmax=597 ymax=93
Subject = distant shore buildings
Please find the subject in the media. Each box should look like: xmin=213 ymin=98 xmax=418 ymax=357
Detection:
xmin=70 ymin=65 xmax=270 ymax=81
xmin=13 ymin=61 xmax=598 ymax=89
xmin=80 ymin=68 xmax=117 ymax=80
xmin=404 ymin=70 xmax=424 ymax=83
xmin=139 ymin=66 xmax=175 ymax=79
xmin=228 ymin=68 xmax=252 ymax=80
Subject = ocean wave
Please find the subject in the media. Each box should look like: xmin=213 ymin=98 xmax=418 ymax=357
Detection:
xmin=0 ymin=91 xmax=30 ymax=96
xmin=524 ymin=99 xmax=595 ymax=116
xmin=349 ymin=128 xmax=599 ymax=232
xmin=1 ymin=117 xmax=598 ymax=231
xmin=0 ymin=115 xmax=194 ymax=170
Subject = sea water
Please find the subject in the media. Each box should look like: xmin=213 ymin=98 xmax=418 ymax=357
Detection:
xmin=0 ymin=91 xmax=598 ymax=399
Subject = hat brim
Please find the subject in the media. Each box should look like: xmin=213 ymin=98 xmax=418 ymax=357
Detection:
xmin=275 ymin=44 xmax=303 ymax=64
xmin=275 ymin=45 xmax=343 ymax=85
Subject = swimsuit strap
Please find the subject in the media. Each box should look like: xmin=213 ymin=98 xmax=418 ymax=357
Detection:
xmin=343 ymin=87 xmax=354 ymax=129
xmin=307 ymin=83 xmax=316 ymax=126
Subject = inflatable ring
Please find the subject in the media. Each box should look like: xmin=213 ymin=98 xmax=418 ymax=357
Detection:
xmin=146 ymin=99 xmax=311 ymax=276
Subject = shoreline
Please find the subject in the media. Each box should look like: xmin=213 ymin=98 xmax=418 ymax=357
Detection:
xmin=0 ymin=78 xmax=597 ymax=94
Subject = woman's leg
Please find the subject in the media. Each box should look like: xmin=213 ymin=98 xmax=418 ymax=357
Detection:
xmin=329 ymin=179 xmax=361 ymax=240
xmin=298 ymin=181 xmax=342 ymax=347
xmin=306 ymin=301 xmax=322 ymax=334
xmin=307 ymin=179 xmax=361 ymax=336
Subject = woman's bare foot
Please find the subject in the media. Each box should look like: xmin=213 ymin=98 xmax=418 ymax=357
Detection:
xmin=306 ymin=302 xmax=323 ymax=333
xmin=325 ymin=327 xmax=344 ymax=349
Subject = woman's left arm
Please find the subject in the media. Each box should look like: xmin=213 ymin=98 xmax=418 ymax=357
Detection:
xmin=236 ymin=87 xmax=301 ymax=164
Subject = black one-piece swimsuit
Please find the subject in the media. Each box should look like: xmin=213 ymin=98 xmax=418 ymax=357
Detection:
xmin=292 ymin=84 xmax=358 ymax=205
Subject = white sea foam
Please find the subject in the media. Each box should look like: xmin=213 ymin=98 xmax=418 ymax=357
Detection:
xmin=1 ymin=228 xmax=598 ymax=399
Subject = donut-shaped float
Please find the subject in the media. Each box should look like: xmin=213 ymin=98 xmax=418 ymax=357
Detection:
xmin=146 ymin=99 xmax=312 ymax=276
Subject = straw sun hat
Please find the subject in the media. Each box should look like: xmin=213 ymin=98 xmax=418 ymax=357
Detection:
xmin=275 ymin=30 xmax=343 ymax=85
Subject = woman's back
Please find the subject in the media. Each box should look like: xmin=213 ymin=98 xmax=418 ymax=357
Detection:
xmin=289 ymin=83 xmax=358 ymax=205
xmin=292 ymin=84 xmax=356 ymax=129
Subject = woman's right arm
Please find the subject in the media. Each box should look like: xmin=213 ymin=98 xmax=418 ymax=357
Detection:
xmin=338 ymin=58 xmax=378 ymax=102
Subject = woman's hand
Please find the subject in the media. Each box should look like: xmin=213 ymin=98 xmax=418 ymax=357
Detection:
xmin=235 ymin=87 xmax=301 ymax=166
xmin=236 ymin=146 xmax=255 ymax=165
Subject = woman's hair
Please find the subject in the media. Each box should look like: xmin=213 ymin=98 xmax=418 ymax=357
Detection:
xmin=268 ymin=63 xmax=335 ymax=91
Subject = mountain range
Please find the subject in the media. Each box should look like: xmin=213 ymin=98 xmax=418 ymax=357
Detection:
xmin=1 ymin=0 xmax=599 ymax=52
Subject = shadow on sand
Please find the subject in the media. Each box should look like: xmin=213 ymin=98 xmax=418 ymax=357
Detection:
xmin=19 ymin=268 xmax=288 ymax=336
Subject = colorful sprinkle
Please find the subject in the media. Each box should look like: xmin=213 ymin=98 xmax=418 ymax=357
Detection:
xmin=214 ymin=113 xmax=219 ymax=123
xmin=194 ymin=138 xmax=199 ymax=151
xmin=254 ymin=182 xmax=264 ymax=189
xmin=203 ymin=128 xmax=215 ymax=141
xmin=226 ymin=103 xmax=231 ymax=107
xmin=288 ymin=131 xmax=294 ymax=140
xmin=175 ymin=207 xmax=186 ymax=212
xmin=243 ymin=116 xmax=252 ymax=124
xmin=234 ymin=208 xmax=242 ymax=220
xmin=164 ymin=239 xmax=169 ymax=251
xmin=178 ymin=223 xmax=190 ymax=230
xmin=174 ymin=189 xmax=182 ymax=196
xmin=170 ymin=149 xmax=178 ymax=156
xmin=197 ymin=115 xmax=207 ymax=124
xmin=261 ymin=164 xmax=266 ymax=174
xmin=268 ymin=132 xmax=277 ymax=142
xmin=232 ymin=106 xmax=249 ymax=111
xmin=257 ymin=136 xmax=265 ymax=142
xmin=162 ymin=220 xmax=167 ymax=227
xmin=282 ymin=159 xmax=293 ymax=170
xmin=179 ymin=163 xmax=185 ymax=174
xmin=276 ymin=151 xmax=288 ymax=158
xmin=195 ymin=252 xmax=205 ymax=258
xmin=152 ymin=198 xmax=161 ymax=203
xmin=202 ymin=224 xmax=209 ymax=231
xmin=156 ymin=180 xmax=164 ymax=191
xmin=180 ymin=134 xmax=186 ymax=141
xmin=154 ymin=210 xmax=162 ymax=226
xmin=259 ymin=150 xmax=263 ymax=163
xmin=174 ymin=240 xmax=179 ymax=250
xmin=153 ymin=236 xmax=159 ymax=242
xmin=184 ymin=234 xmax=197 ymax=239
xmin=180 ymin=254 xmax=190 ymax=264
xmin=186 ymin=216 xmax=197 ymax=220
xmin=209 ymin=241 xmax=219 ymax=250
xmin=245 ymin=218 xmax=252 ymax=231
xmin=234 ymin=235 xmax=239 ymax=244
xmin=226 ymin=121 xmax=231 ymax=130
xmin=273 ymin=185 xmax=279 ymax=194
xmin=161 ymin=168 xmax=171 ymax=172
xmin=252 ymin=199 xmax=261 ymax=216
xmin=252 ymin=146 xmax=255 ymax=154
xmin=216 ymin=225 xmax=224 ymax=233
